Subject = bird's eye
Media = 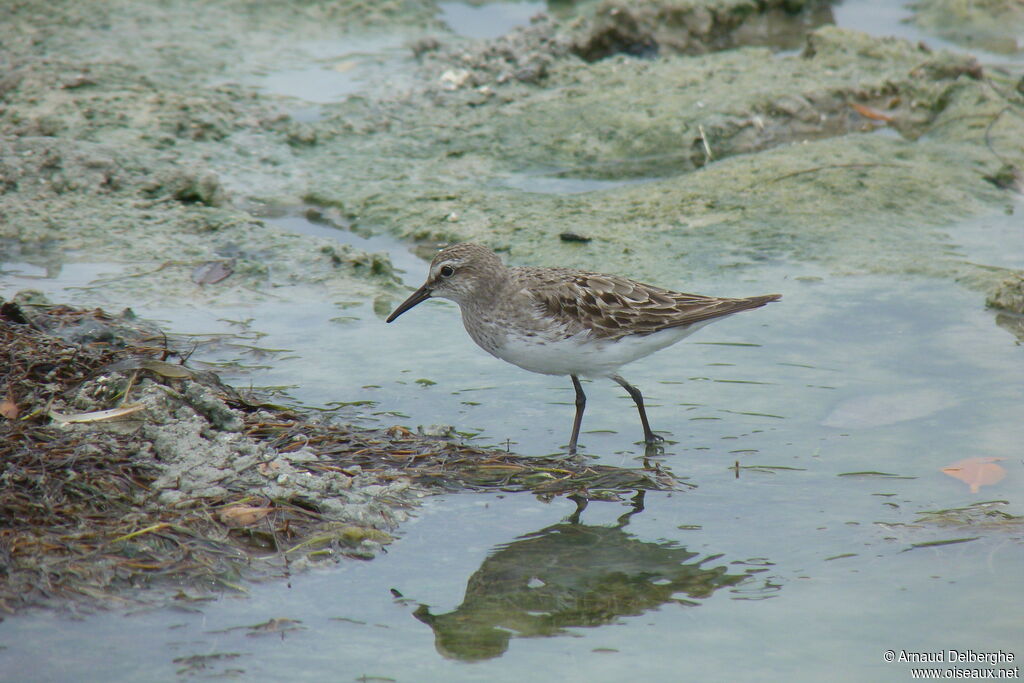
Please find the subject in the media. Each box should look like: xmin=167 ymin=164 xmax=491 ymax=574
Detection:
xmin=440 ymin=265 xmax=455 ymax=278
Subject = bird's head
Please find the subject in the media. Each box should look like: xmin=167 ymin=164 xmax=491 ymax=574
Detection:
xmin=385 ymin=243 xmax=505 ymax=322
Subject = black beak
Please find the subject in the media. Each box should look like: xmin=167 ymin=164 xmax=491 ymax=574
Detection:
xmin=386 ymin=284 xmax=432 ymax=323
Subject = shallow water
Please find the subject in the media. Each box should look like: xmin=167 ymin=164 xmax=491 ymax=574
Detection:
xmin=3 ymin=208 xmax=1022 ymax=681
xmin=439 ymin=1 xmax=546 ymax=40
xmin=2 ymin=1 xmax=1023 ymax=681
xmin=835 ymin=0 xmax=1024 ymax=64
xmin=242 ymin=36 xmax=408 ymax=104
xmin=0 ymin=484 xmax=1014 ymax=680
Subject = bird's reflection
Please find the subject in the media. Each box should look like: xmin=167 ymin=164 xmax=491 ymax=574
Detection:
xmin=413 ymin=492 xmax=764 ymax=661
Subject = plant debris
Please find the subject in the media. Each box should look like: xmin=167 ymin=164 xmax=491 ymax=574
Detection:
xmin=916 ymin=501 xmax=1023 ymax=530
xmin=0 ymin=294 xmax=677 ymax=614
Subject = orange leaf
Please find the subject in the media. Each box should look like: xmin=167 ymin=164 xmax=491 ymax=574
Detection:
xmin=387 ymin=425 xmax=413 ymax=439
xmin=0 ymin=397 xmax=18 ymax=420
xmin=850 ymin=102 xmax=894 ymax=123
xmin=219 ymin=505 xmax=272 ymax=526
xmin=941 ymin=457 xmax=1006 ymax=493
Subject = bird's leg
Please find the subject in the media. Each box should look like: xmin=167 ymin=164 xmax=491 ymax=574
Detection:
xmin=612 ymin=374 xmax=664 ymax=445
xmin=568 ymin=374 xmax=586 ymax=455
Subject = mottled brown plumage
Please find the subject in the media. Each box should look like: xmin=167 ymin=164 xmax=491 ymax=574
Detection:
xmin=528 ymin=270 xmax=780 ymax=341
xmin=387 ymin=243 xmax=780 ymax=454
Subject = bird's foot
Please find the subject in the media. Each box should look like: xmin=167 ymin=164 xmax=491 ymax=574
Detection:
xmin=643 ymin=442 xmax=666 ymax=458
xmin=560 ymin=443 xmax=595 ymax=463
xmin=642 ymin=433 xmax=665 ymax=457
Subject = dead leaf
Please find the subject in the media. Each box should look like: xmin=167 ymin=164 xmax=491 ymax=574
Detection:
xmin=50 ymin=403 xmax=147 ymax=424
xmin=219 ymin=505 xmax=272 ymax=526
xmin=942 ymin=457 xmax=1006 ymax=493
xmin=137 ymin=359 xmax=193 ymax=378
xmin=191 ymin=259 xmax=234 ymax=285
xmin=850 ymin=102 xmax=895 ymax=123
xmin=0 ymin=395 xmax=19 ymax=420
xmin=387 ymin=425 xmax=413 ymax=439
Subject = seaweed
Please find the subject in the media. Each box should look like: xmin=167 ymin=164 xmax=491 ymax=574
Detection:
xmin=0 ymin=296 xmax=677 ymax=614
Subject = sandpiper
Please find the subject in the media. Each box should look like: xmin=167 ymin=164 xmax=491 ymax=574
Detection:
xmin=386 ymin=243 xmax=780 ymax=454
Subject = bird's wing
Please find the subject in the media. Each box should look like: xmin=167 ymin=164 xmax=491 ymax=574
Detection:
xmin=527 ymin=270 xmax=780 ymax=340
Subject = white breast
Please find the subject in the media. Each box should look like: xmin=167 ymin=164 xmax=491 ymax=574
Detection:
xmin=490 ymin=322 xmax=712 ymax=378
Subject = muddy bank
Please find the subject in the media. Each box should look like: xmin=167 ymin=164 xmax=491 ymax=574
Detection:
xmin=0 ymin=294 xmax=671 ymax=612
xmin=0 ymin=136 xmax=404 ymax=310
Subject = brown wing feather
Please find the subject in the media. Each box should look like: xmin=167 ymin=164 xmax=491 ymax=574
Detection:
xmin=524 ymin=268 xmax=780 ymax=341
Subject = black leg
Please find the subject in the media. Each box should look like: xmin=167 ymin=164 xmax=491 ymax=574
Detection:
xmin=568 ymin=374 xmax=586 ymax=454
xmin=612 ymin=374 xmax=664 ymax=445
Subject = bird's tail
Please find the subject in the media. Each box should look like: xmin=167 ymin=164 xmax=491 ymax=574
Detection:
xmin=743 ymin=293 xmax=782 ymax=308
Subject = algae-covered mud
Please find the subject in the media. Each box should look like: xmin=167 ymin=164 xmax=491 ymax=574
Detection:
xmin=303 ymin=23 xmax=1022 ymax=291
xmin=3 ymin=0 xmax=1021 ymax=304
xmin=909 ymin=0 xmax=1024 ymax=54
xmin=2 ymin=0 xmax=1023 ymax=680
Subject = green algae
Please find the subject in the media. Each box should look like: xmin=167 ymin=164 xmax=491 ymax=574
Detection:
xmin=297 ymin=26 xmax=1022 ymax=291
